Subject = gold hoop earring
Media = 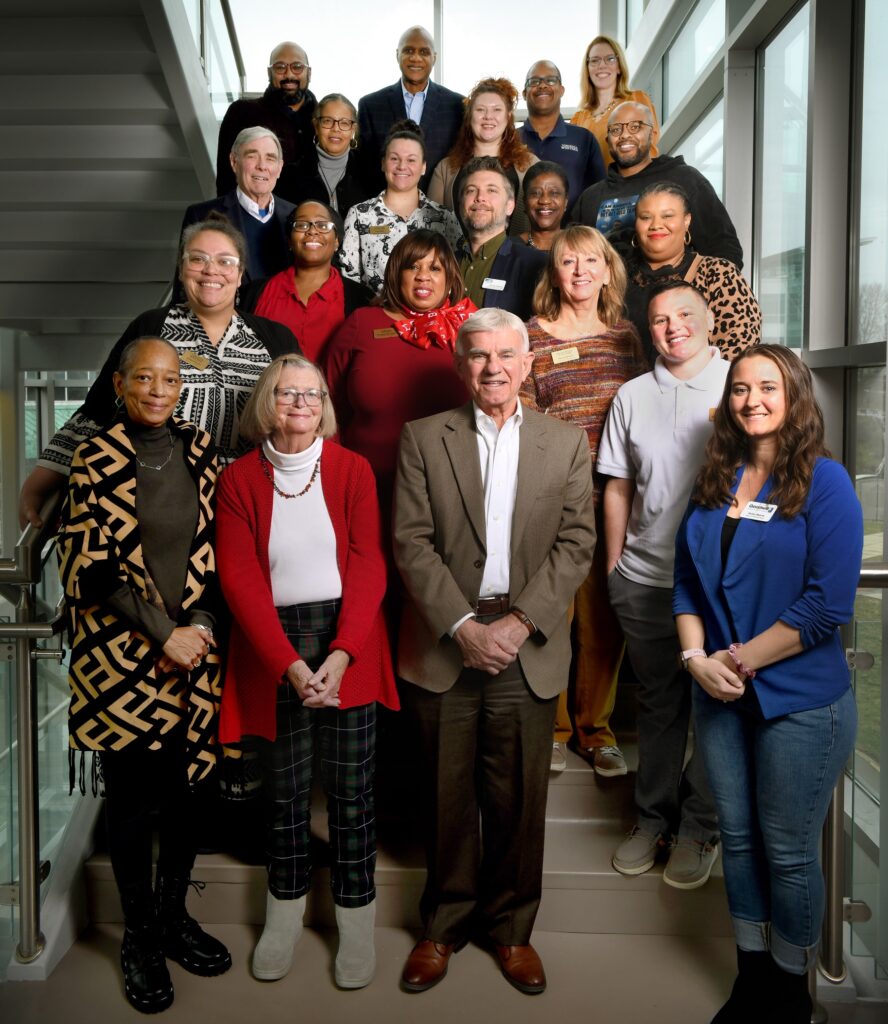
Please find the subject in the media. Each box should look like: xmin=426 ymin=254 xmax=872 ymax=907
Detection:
xmin=631 ymin=235 xmax=638 ymax=249
xmin=684 ymin=230 xmax=692 ymax=246
xmin=349 ymin=137 xmax=358 ymax=150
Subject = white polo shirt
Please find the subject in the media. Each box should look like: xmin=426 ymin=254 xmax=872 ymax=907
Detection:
xmin=597 ymin=347 xmax=729 ymax=589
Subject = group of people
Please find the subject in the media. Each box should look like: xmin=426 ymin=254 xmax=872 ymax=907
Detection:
xmin=17 ymin=24 xmax=862 ymax=1024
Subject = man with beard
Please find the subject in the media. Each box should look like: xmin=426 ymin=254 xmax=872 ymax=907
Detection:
xmin=457 ymin=158 xmax=547 ymax=321
xmin=519 ymin=60 xmax=605 ymax=203
xmin=571 ymin=101 xmax=742 ymax=268
xmin=357 ymin=26 xmax=464 ymax=195
xmin=215 ymin=42 xmax=316 ymax=200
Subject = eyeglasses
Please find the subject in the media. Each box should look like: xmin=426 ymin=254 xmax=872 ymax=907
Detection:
xmin=269 ymin=61 xmax=309 ymax=75
xmin=525 ymin=76 xmax=561 ymax=88
xmin=316 ymin=116 xmax=355 ymax=130
xmin=588 ymin=55 xmax=618 ymax=68
xmin=182 ymin=251 xmax=241 ymax=270
xmin=274 ymin=388 xmax=326 ymax=406
xmin=606 ymin=120 xmax=652 ymax=138
xmin=291 ymin=220 xmax=336 ymax=234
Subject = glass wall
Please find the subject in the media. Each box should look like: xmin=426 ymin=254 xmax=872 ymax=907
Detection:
xmin=754 ymin=3 xmax=809 ymax=349
xmin=673 ymin=97 xmax=724 ymax=198
xmin=663 ymin=0 xmax=726 ymax=118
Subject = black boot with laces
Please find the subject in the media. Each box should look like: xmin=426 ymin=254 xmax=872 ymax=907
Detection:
xmin=155 ymin=875 xmax=232 ymax=976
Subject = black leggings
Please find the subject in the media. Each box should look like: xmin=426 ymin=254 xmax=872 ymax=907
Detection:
xmin=101 ymin=741 xmax=198 ymax=891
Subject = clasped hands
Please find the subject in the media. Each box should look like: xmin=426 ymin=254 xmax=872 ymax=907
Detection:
xmin=159 ymin=624 xmax=215 ymax=673
xmin=286 ymin=649 xmax=349 ymax=707
xmin=455 ymin=614 xmax=529 ymax=675
xmin=687 ymin=649 xmax=748 ymax=702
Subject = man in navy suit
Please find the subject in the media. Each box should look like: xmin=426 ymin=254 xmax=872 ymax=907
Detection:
xmin=357 ymin=26 xmax=464 ymax=195
xmin=177 ymin=127 xmax=295 ymax=298
xmin=457 ymin=158 xmax=547 ymax=322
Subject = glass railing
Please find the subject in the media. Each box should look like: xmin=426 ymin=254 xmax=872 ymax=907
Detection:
xmin=184 ymin=0 xmax=246 ymax=119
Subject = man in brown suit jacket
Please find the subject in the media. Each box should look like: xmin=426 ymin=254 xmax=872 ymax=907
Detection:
xmin=392 ymin=308 xmax=596 ymax=995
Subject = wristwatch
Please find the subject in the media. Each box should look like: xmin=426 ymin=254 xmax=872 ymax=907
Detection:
xmin=680 ymin=648 xmax=707 ymax=670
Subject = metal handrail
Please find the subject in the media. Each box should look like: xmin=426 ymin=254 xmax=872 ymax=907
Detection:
xmin=216 ymin=0 xmax=246 ymax=97
xmin=1 ymin=491 xmax=64 ymax=964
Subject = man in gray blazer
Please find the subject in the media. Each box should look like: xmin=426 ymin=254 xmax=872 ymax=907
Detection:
xmin=357 ymin=26 xmax=464 ymax=195
xmin=393 ymin=308 xmax=596 ymax=996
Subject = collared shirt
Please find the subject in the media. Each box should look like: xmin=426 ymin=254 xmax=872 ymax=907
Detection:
xmin=460 ymin=232 xmax=508 ymax=308
xmin=253 ymin=266 xmax=346 ymax=364
xmin=339 ymin=191 xmax=463 ymax=294
xmin=597 ymin=347 xmax=730 ymax=587
xmin=449 ymin=399 xmax=524 ymax=636
xmin=236 ymin=187 xmax=275 ymax=222
xmin=518 ymin=115 xmax=606 ymax=204
xmin=402 ymin=81 xmax=430 ymax=123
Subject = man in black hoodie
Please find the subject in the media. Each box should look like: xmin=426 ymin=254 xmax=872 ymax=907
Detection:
xmin=571 ymin=101 xmax=743 ymax=269
xmin=215 ymin=42 xmax=317 ymax=201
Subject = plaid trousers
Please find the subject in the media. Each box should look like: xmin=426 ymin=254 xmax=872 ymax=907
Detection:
xmin=262 ymin=600 xmax=377 ymax=907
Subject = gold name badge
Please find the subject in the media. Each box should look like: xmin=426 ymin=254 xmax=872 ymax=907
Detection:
xmin=709 ymin=407 xmax=716 ymax=421
xmin=181 ymin=351 xmax=210 ymax=370
xmin=551 ymin=346 xmax=580 ymax=364
xmin=368 ymin=224 xmax=391 ymax=235
xmin=373 ymin=327 xmax=398 ymax=338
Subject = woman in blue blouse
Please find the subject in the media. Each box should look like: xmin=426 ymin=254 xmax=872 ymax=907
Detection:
xmin=673 ymin=345 xmax=862 ymax=1023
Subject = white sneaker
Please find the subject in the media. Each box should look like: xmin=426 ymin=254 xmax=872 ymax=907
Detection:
xmin=550 ymin=742 xmax=568 ymax=772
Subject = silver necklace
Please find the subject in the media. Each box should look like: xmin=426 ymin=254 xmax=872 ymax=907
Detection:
xmin=135 ymin=428 xmax=175 ymax=471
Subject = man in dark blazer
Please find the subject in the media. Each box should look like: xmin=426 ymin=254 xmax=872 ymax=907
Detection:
xmin=357 ymin=26 xmax=464 ymax=195
xmin=177 ymin=127 xmax=295 ymax=299
xmin=458 ymin=158 xmax=547 ymax=321
xmin=393 ymin=308 xmax=596 ymax=996
xmin=215 ymin=41 xmax=317 ymax=200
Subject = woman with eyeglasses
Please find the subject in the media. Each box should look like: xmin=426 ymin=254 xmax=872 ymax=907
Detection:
xmin=241 ymin=201 xmax=372 ymax=364
xmin=215 ymin=354 xmax=398 ymax=989
xmin=570 ymin=35 xmax=659 ymax=169
xmin=428 ymin=76 xmax=537 ymax=236
xmin=339 ymin=120 xmax=462 ymax=294
xmin=19 ymin=214 xmax=300 ymax=528
xmin=287 ymin=94 xmax=367 ymax=219
xmin=519 ymin=161 xmax=570 ymax=251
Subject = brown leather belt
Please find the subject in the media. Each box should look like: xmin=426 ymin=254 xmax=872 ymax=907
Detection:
xmin=474 ymin=595 xmax=510 ymax=615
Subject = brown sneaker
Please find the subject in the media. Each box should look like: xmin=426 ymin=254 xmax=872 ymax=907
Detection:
xmin=591 ymin=745 xmax=628 ymax=777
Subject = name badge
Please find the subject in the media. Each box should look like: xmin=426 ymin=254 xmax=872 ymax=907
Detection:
xmin=373 ymin=327 xmax=397 ymax=338
xmin=740 ymin=501 xmax=777 ymax=522
xmin=551 ymin=346 xmax=580 ymax=365
xmin=181 ymin=351 xmax=210 ymax=370
xmin=709 ymin=407 xmax=716 ymax=421
xmin=482 ymin=277 xmax=506 ymax=291
xmin=368 ymin=224 xmax=391 ymax=235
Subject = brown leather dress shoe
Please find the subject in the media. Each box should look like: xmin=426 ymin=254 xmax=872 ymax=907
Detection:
xmin=494 ymin=943 xmax=547 ymax=994
xmin=401 ymin=939 xmax=461 ymax=992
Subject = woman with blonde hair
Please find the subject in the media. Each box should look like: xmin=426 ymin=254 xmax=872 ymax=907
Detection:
xmin=428 ymin=77 xmax=537 ymax=235
xmin=216 ymin=354 xmax=399 ymax=989
xmin=571 ymin=35 xmax=659 ymax=169
xmin=520 ymin=226 xmax=646 ymax=775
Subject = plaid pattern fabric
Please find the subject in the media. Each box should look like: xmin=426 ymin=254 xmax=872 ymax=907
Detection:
xmin=262 ymin=600 xmax=377 ymax=906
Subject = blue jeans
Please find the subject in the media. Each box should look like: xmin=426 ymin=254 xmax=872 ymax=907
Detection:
xmin=693 ymin=684 xmax=857 ymax=973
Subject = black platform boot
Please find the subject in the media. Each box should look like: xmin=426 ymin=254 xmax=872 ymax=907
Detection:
xmin=711 ymin=948 xmax=776 ymax=1023
xmin=155 ymin=875 xmax=232 ymax=977
xmin=769 ymin=963 xmax=813 ymax=1024
xmin=119 ymin=883 xmax=174 ymax=1014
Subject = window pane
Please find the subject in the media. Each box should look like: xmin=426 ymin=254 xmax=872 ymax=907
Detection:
xmin=853 ymin=1 xmax=888 ymax=345
xmin=755 ymin=4 xmax=809 ymax=349
xmin=664 ymin=0 xmax=726 ymax=118
xmin=673 ymin=97 xmax=724 ymax=198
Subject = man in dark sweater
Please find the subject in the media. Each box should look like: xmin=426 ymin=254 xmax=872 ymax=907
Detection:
xmin=571 ymin=101 xmax=743 ymax=269
xmin=215 ymin=42 xmax=317 ymax=201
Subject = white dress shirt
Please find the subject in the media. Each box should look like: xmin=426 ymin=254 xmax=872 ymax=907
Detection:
xmin=236 ymin=187 xmax=275 ymax=222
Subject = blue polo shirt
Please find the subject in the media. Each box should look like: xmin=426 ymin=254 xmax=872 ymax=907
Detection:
xmin=519 ymin=115 xmax=606 ymax=206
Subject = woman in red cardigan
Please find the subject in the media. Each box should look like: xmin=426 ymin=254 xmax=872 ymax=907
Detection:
xmin=216 ymin=353 xmax=398 ymax=991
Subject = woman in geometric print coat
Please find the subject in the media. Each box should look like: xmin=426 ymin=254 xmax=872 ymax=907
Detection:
xmin=57 ymin=336 xmax=230 ymax=1015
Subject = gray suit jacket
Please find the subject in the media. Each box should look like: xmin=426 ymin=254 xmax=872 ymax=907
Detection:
xmin=393 ymin=402 xmax=595 ymax=698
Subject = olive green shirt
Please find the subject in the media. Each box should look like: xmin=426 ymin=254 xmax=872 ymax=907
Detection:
xmin=460 ymin=232 xmax=508 ymax=308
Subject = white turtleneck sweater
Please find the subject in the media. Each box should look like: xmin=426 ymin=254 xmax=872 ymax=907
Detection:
xmin=264 ymin=436 xmax=342 ymax=607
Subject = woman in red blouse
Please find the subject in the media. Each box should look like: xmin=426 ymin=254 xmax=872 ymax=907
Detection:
xmin=240 ymin=200 xmax=372 ymax=364
xmin=325 ymin=230 xmax=475 ymax=520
